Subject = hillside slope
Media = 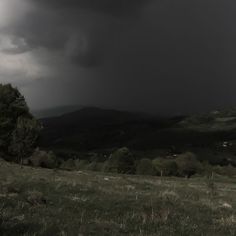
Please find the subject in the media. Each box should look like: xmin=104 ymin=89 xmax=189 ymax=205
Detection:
xmin=40 ymin=107 xmax=236 ymax=154
xmin=0 ymin=159 xmax=236 ymax=235
xmin=40 ymin=107 xmax=167 ymax=150
xmin=32 ymin=105 xmax=84 ymax=119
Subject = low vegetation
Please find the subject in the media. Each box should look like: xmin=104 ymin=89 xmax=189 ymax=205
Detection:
xmin=0 ymin=159 xmax=236 ymax=235
xmin=22 ymin=147 xmax=236 ymax=179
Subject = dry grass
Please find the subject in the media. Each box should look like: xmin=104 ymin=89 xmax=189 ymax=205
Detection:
xmin=0 ymin=159 xmax=236 ymax=235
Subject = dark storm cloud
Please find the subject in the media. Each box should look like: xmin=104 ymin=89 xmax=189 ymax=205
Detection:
xmin=2 ymin=0 xmax=236 ymax=114
xmin=31 ymin=0 xmax=152 ymax=16
xmin=13 ymin=0 xmax=153 ymax=67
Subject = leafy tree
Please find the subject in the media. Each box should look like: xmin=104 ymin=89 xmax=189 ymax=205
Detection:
xmin=152 ymin=158 xmax=178 ymax=176
xmin=136 ymin=158 xmax=156 ymax=176
xmin=28 ymin=149 xmax=58 ymax=168
xmin=103 ymin=147 xmax=135 ymax=174
xmin=0 ymin=84 xmax=41 ymax=162
xmin=9 ymin=117 xmax=41 ymax=163
xmin=175 ymin=152 xmax=202 ymax=178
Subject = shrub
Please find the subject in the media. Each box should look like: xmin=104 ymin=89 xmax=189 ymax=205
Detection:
xmin=175 ymin=152 xmax=202 ymax=177
xmin=86 ymin=161 xmax=104 ymax=171
xmin=136 ymin=158 xmax=156 ymax=176
xmin=152 ymin=158 xmax=178 ymax=176
xmin=103 ymin=147 xmax=135 ymax=174
xmin=60 ymin=159 xmax=76 ymax=171
xmin=28 ymin=149 xmax=58 ymax=169
xmin=74 ymin=159 xmax=89 ymax=170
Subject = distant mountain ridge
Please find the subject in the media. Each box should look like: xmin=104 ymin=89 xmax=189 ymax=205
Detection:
xmin=39 ymin=107 xmax=236 ymax=153
xmin=40 ymin=107 xmax=171 ymax=150
xmin=32 ymin=105 xmax=84 ymax=118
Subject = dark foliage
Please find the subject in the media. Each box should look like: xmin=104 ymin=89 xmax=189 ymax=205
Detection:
xmin=175 ymin=152 xmax=202 ymax=177
xmin=103 ymin=147 xmax=135 ymax=174
xmin=152 ymin=158 xmax=178 ymax=176
xmin=136 ymin=158 xmax=156 ymax=175
xmin=0 ymin=84 xmax=41 ymax=162
xmin=28 ymin=149 xmax=58 ymax=168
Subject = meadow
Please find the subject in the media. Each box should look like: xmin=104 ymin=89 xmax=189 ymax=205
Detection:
xmin=0 ymin=158 xmax=236 ymax=236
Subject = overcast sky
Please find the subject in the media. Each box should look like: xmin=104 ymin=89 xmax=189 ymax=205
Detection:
xmin=0 ymin=0 xmax=236 ymax=115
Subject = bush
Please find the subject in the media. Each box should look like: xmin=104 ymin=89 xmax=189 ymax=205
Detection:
xmin=136 ymin=159 xmax=156 ymax=176
xmin=152 ymin=158 xmax=178 ymax=176
xmin=86 ymin=161 xmax=104 ymax=171
xmin=60 ymin=159 xmax=76 ymax=171
xmin=28 ymin=149 xmax=58 ymax=169
xmin=74 ymin=159 xmax=89 ymax=170
xmin=175 ymin=152 xmax=202 ymax=177
xmin=103 ymin=147 xmax=135 ymax=174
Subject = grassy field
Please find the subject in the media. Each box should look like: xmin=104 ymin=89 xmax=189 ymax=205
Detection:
xmin=0 ymin=159 xmax=236 ymax=235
